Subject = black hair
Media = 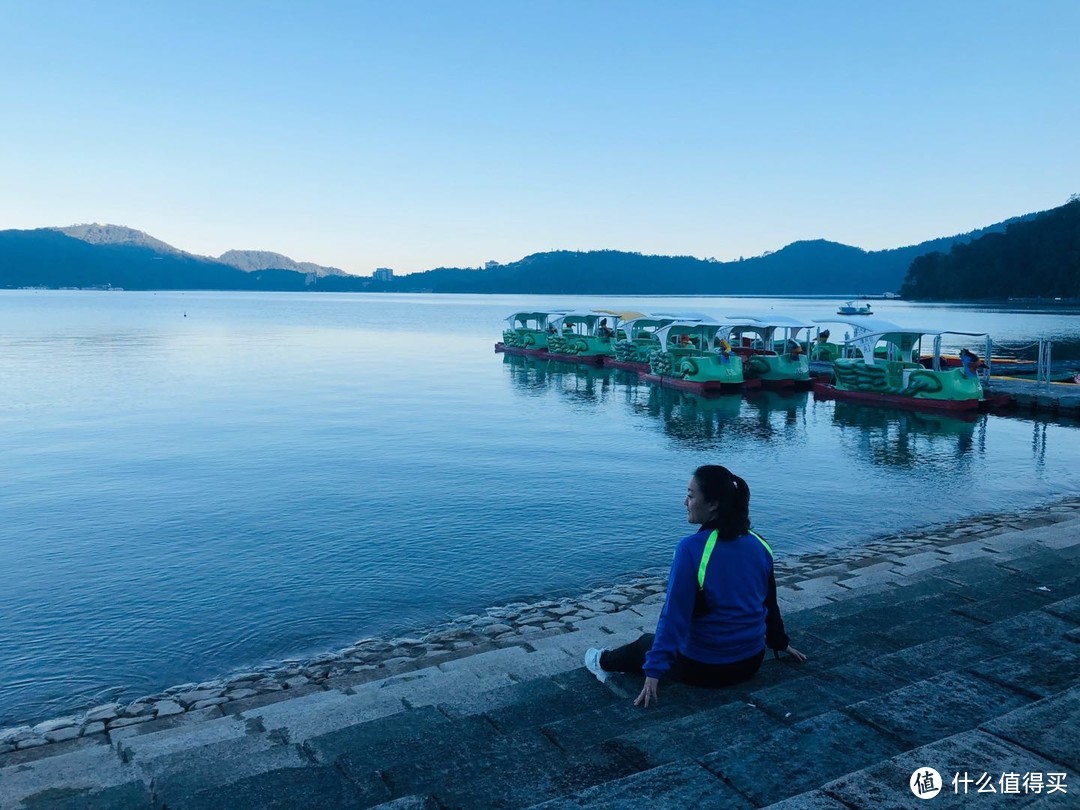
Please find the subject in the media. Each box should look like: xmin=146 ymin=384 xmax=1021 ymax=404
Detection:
xmin=693 ymin=464 xmax=751 ymax=539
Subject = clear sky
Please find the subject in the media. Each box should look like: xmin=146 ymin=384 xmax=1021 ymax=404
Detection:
xmin=1 ymin=1 xmax=1077 ymax=275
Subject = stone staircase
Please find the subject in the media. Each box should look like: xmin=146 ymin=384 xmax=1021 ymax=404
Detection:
xmin=2 ymin=517 xmax=1077 ymax=809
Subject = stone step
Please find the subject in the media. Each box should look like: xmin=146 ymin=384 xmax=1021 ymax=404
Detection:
xmin=526 ymin=760 xmax=752 ymax=809
xmin=374 ymin=724 xmax=637 ymax=808
xmin=138 ymin=737 xmax=312 ymax=809
xmin=0 ymin=740 xmax=139 ymax=809
xmin=789 ymin=728 xmax=1066 ymax=810
xmin=701 ymin=709 xmax=905 ymax=807
xmin=159 ymin=764 xmax=388 ymax=810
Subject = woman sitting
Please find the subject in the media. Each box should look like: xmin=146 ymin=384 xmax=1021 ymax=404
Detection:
xmin=584 ymin=465 xmax=806 ymax=706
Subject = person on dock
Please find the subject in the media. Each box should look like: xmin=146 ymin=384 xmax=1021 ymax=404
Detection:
xmin=584 ymin=465 xmax=806 ymax=706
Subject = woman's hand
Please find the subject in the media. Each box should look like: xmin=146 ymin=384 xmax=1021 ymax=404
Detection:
xmin=778 ymin=645 xmax=807 ymax=662
xmin=634 ymin=677 xmax=659 ymax=707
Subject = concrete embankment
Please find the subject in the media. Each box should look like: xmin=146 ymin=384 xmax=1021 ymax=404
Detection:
xmin=2 ymin=500 xmax=1078 ymax=808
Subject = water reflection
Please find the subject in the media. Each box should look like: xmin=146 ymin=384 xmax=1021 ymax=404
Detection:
xmin=830 ymin=401 xmax=984 ymax=470
xmin=501 ymin=353 xmax=616 ymax=404
xmin=624 ymin=387 xmax=811 ymax=449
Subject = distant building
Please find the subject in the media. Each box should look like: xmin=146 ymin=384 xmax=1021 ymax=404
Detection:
xmin=373 ymin=268 xmax=394 ymax=282
xmin=485 ymin=260 xmax=500 ymax=269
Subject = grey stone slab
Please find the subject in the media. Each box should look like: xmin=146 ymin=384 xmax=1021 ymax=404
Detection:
xmin=0 ymin=744 xmax=136 ymax=809
xmin=1041 ymin=594 xmax=1080 ymax=624
xmin=239 ymin=687 xmax=404 ymax=744
xmin=971 ymin=610 xmax=1076 ymax=651
xmin=145 ymin=739 xmax=311 ymax=809
xmin=107 ymin=705 xmax=225 ymax=745
xmin=115 ymin=714 xmax=251 ymax=763
xmin=605 ymin=700 xmax=782 ymax=769
xmin=869 ymin=635 xmax=1008 ymax=685
xmin=304 ymin=705 xmax=452 ymax=766
xmin=702 ymin=711 xmax=903 ymax=806
xmin=17 ymin=780 xmax=153 ymax=810
xmin=885 ymin=611 xmax=986 ymax=649
xmin=951 ymin=589 xmax=1059 ymax=624
xmin=761 ymin=792 xmax=852 ymax=810
xmin=366 ymin=798 xmax=440 ymax=810
xmin=967 ymin=641 xmax=1080 ymax=699
xmin=528 ymin=761 xmax=752 ymax=810
xmin=928 ymin=557 xmax=1032 ymax=593
xmin=982 ymin=686 xmax=1080 ymax=772
xmin=161 ymin=764 xmax=387 ymax=810
xmin=219 ymin=683 xmax=325 ymax=716
xmin=373 ymin=666 xmax=515 ymax=709
xmin=380 ymin=727 xmax=637 ymax=809
xmin=0 ymin=734 xmax=108 ymax=768
xmin=481 ymin=675 xmax=622 ymax=733
xmin=749 ymin=666 xmax=903 ymax=723
xmin=823 ymin=729 xmax=1061 ymax=809
xmin=845 ymin=672 xmax=1033 ymax=749
xmin=540 ymin=683 xmax=734 ymax=753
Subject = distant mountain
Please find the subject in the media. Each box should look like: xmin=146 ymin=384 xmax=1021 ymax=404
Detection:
xmin=383 ymin=213 xmax=1038 ymax=296
xmin=217 ymin=249 xmax=350 ymax=277
xmin=54 ymin=223 xmax=188 ymax=256
xmin=901 ymin=199 xmax=1080 ymax=300
xmin=0 ymin=207 xmax=1054 ymax=295
xmin=0 ymin=229 xmax=348 ymax=291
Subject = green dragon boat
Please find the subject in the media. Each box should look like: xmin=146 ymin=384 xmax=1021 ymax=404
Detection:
xmin=496 ymin=310 xmax=569 ymax=356
xmin=641 ymin=319 xmax=752 ymax=394
xmin=814 ymin=320 xmax=992 ymax=411
xmin=723 ymin=315 xmax=814 ymax=389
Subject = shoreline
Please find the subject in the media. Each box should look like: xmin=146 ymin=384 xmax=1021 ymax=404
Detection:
xmin=3 ymin=494 xmax=1080 ymax=753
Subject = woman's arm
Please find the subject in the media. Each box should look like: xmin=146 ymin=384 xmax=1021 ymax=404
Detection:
xmin=765 ymin=566 xmax=807 ymax=662
xmin=642 ymin=540 xmax=698 ymax=680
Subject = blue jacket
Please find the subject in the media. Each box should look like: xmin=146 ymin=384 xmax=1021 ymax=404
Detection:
xmin=643 ymin=527 xmax=789 ymax=678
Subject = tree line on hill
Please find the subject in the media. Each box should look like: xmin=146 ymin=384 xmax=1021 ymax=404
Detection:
xmin=2 ymin=202 xmax=1075 ymax=298
xmin=900 ymin=199 xmax=1080 ymax=300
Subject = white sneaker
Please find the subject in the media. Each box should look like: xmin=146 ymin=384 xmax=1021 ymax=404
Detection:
xmin=584 ymin=648 xmax=609 ymax=683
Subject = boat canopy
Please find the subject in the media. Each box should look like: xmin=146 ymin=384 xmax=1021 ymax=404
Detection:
xmin=550 ymin=309 xmax=637 ymax=336
xmin=726 ymin=315 xmax=815 ymax=330
xmin=839 ymin=325 xmax=993 ymax=368
xmin=813 ymin=317 xmax=913 ymax=334
xmin=654 ymin=319 xmax=726 ymax=346
xmin=505 ymin=311 xmax=569 ymax=328
xmin=594 ymin=309 xmax=647 ymax=321
xmin=617 ymin=315 xmax=683 ymax=341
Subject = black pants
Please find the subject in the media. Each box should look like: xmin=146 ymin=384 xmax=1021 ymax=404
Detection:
xmin=599 ymin=633 xmax=765 ymax=688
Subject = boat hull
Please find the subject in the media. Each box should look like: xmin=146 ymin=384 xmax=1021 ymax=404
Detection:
xmin=813 ymin=381 xmax=980 ymax=412
xmin=543 ymin=351 xmax=605 ymax=366
xmin=603 ymin=357 xmax=650 ymax=373
xmin=641 ymin=373 xmax=754 ymax=394
xmin=495 ymin=343 xmax=552 ymax=358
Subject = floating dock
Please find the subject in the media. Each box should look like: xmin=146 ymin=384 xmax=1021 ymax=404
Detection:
xmin=983 ymin=378 xmax=1080 ymax=416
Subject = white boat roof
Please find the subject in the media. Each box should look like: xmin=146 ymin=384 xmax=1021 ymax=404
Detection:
xmin=505 ymin=310 xmax=569 ymax=324
xmin=655 ymin=319 xmax=725 ymax=342
xmin=814 ymin=317 xmax=908 ymax=333
xmin=650 ymin=310 xmax=714 ymax=321
xmin=725 ymin=315 xmax=815 ymax=329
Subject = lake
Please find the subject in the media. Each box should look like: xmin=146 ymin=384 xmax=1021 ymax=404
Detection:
xmin=2 ymin=290 xmax=1079 ymax=726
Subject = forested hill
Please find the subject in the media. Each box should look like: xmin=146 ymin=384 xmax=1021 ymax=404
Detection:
xmin=0 ymin=210 xmax=1043 ymax=294
xmin=377 ymin=218 xmax=1033 ymax=295
xmin=901 ymin=200 xmax=1080 ymax=300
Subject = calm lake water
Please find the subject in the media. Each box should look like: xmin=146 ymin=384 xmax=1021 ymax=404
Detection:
xmin=2 ymin=291 xmax=1079 ymax=726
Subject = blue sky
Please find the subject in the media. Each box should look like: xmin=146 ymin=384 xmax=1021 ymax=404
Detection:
xmin=1 ymin=1 xmax=1077 ymax=275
